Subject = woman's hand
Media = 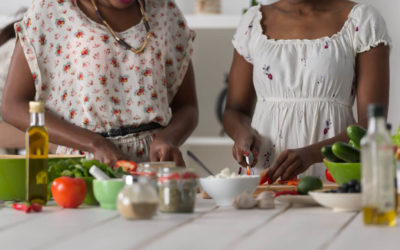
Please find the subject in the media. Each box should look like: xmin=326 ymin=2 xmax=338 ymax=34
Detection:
xmin=90 ymin=136 xmax=128 ymax=167
xmin=265 ymin=147 xmax=313 ymax=183
xmin=232 ymin=128 xmax=261 ymax=167
xmin=149 ymin=138 xmax=185 ymax=167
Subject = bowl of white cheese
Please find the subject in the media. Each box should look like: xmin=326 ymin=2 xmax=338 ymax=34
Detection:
xmin=199 ymin=168 xmax=260 ymax=206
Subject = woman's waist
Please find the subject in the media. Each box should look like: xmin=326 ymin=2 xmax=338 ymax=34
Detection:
xmin=256 ymin=97 xmax=353 ymax=108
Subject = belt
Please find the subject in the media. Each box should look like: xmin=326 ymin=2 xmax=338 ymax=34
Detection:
xmin=98 ymin=122 xmax=162 ymax=138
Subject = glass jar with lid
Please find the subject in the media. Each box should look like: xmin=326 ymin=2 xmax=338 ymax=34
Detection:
xmin=116 ymin=175 xmax=158 ymax=220
xmin=135 ymin=162 xmax=176 ymax=188
xmin=157 ymin=167 xmax=198 ymax=213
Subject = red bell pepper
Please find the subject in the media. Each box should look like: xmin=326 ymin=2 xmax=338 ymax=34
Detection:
xmin=115 ymin=160 xmax=138 ymax=172
xmin=325 ymin=169 xmax=335 ymax=183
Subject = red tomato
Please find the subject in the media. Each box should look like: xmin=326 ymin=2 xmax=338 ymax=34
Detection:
xmin=51 ymin=177 xmax=87 ymax=208
xmin=325 ymin=169 xmax=335 ymax=183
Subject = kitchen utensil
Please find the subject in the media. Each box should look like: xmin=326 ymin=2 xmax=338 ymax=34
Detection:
xmin=89 ymin=165 xmax=111 ymax=180
xmin=93 ymin=179 xmax=124 ymax=210
xmin=245 ymin=152 xmax=254 ymax=167
xmin=309 ymin=190 xmax=361 ymax=212
xmin=323 ymin=160 xmax=360 ymax=185
xmin=199 ymin=175 xmax=260 ymax=206
xmin=186 ymin=150 xmax=214 ymax=176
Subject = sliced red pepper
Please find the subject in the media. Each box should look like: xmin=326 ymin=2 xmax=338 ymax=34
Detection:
xmin=31 ymin=203 xmax=43 ymax=212
xmin=325 ymin=169 xmax=335 ymax=183
xmin=115 ymin=160 xmax=137 ymax=172
xmin=273 ymin=190 xmax=299 ymax=198
xmin=12 ymin=203 xmax=32 ymax=213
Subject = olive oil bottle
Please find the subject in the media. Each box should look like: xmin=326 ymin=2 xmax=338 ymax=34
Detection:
xmin=361 ymin=104 xmax=396 ymax=227
xmin=26 ymin=101 xmax=48 ymax=204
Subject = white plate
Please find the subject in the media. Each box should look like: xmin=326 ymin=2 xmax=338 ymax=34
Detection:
xmin=275 ymin=195 xmax=319 ymax=206
xmin=309 ymin=191 xmax=361 ymax=212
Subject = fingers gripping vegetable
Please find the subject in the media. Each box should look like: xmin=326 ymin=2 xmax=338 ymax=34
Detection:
xmin=51 ymin=177 xmax=87 ymax=208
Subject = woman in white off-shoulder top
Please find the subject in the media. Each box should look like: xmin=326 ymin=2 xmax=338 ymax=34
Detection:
xmin=223 ymin=0 xmax=391 ymax=182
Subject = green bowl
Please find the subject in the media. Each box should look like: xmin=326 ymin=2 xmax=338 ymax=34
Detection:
xmin=81 ymin=177 xmax=99 ymax=206
xmin=0 ymin=155 xmax=83 ymax=201
xmin=93 ymin=179 xmax=124 ymax=210
xmin=324 ymin=159 xmax=361 ymax=185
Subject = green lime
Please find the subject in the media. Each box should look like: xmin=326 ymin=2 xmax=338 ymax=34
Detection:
xmin=297 ymin=176 xmax=323 ymax=195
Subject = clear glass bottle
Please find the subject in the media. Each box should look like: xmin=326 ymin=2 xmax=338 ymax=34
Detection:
xmin=361 ymin=104 xmax=396 ymax=227
xmin=117 ymin=176 xmax=158 ymax=220
xmin=26 ymin=101 xmax=48 ymax=205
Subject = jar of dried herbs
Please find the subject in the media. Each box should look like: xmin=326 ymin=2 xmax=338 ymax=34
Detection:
xmin=158 ymin=167 xmax=198 ymax=213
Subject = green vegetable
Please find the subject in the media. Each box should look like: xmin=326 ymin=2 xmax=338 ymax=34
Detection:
xmin=48 ymin=158 xmax=129 ymax=185
xmin=392 ymin=125 xmax=400 ymax=147
xmin=321 ymin=146 xmax=344 ymax=162
xmin=348 ymin=140 xmax=360 ymax=150
xmin=332 ymin=142 xmax=360 ymax=163
xmin=297 ymin=176 xmax=323 ymax=195
xmin=346 ymin=125 xmax=367 ymax=147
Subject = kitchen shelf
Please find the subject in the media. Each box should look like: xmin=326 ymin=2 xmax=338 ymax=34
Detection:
xmin=185 ymin=14 xmax=242 ymax=29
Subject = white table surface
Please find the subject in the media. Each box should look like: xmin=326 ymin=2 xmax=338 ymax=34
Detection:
xmin=0 ymin=196 xmax=399 ymax=250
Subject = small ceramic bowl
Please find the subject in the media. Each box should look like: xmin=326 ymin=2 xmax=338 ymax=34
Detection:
xmin=93 ymin=179 xmax=124 ymax=210
xmin=324 ymin=159 xmax=360 ymax=185
xmin=309 ymin=190 xmax=361 ymax=212
xmin=199 ymin=175 xmax=260 ymax=206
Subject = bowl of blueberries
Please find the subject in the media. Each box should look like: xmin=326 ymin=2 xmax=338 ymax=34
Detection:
xmin=309 ymin=179 xmax=361 ymax=212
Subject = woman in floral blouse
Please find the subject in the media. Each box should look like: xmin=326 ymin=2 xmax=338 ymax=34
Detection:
xmin=2 ymin=0 xmax=198 ymax=166
xmin=224 ymin=0 xmax=390 ymax=181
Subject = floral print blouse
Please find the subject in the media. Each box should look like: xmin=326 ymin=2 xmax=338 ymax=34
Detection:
xmin=15 ymin=0 xmax=194 ymax=133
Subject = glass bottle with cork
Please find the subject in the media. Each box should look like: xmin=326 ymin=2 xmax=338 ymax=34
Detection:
xmin=26 ymin=101 xmax=48 ymax=205
xmin=361 ymin=104 xmax=396 ymax=227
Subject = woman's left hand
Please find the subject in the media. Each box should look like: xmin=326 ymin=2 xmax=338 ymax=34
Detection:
xmin=149 ymin=139 xmax=186 ymax=167
xmin=265 ymin=147 xmax=313 ymax=183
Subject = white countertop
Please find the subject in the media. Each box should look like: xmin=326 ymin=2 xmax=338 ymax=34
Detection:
xmin=1 ymin=196 xmax=398 ymax=250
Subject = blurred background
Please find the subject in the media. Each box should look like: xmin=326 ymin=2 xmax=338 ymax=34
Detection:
xmin=0 ymin=0 xmax=399 ymax=175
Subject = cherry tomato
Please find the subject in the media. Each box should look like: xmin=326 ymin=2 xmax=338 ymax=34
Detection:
xmin=325 ymin=169 xmax=335 ymax=183
xmin=51 ymin=177 xmax=87 ymax=208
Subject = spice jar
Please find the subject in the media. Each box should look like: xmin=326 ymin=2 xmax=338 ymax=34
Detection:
xmin=117 ymin=175 xmax=158 ymax=220
xmin=158 ymin=167 xmax=198 ymax=213
xmin=135 ymin=162 xmax=176 ymax=189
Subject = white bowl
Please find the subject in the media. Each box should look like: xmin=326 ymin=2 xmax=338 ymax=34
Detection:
xmin=309 ymin=191 xmax=361 ymax=212
xmin=199 ymin=175 xmax=260 ymax=206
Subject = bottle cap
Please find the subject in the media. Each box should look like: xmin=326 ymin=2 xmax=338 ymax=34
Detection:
xmin=29 ymin=101 xmax=45 ymax=113
xmin=367 ymin=104 xmax=385 ymax=118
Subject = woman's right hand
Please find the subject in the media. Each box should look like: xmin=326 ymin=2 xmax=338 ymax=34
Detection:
xmin=232 ymin=128 xmax=261 ymax=167
xmin=90 ymin=136 xmax=128 ymax=167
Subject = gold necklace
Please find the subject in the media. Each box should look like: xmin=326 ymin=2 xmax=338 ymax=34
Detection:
xmin=90 ymin=0 xmax=151 ymax=54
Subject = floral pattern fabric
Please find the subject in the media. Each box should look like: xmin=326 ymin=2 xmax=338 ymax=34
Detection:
xmin=15 ymin=0 xmax=194 ymax=161
xmin=232 ymin=3 xmax=391 ymax=177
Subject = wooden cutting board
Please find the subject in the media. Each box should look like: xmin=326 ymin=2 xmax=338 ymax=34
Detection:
xmin=253 ymin=183 xmax=339 ymax=197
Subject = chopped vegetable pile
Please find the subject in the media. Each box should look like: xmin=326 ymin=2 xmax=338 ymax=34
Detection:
xmin=48 ymin=158 xmax=129 ymax=183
